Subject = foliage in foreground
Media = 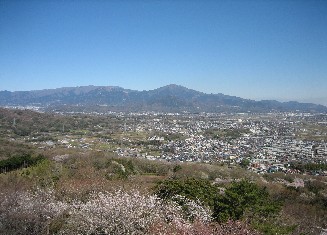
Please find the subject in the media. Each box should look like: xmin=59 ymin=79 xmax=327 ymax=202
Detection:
xmin=154 ymin=178 xmax=290 ymax=234
xmin=0 ymin=153 xmax=45 ymax=173
xmin=0 ymin=152 xmax=326 ymax=234
xmin=0 ymin=188 xmax=261 ymax=235
xmin=214 ymin=180 xmax=281 ymax=222
xmin=154 ymin=178 xmax=219 ymax=208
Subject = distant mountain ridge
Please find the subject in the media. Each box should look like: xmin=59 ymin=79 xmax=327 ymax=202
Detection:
xmin=0 ymin=84 xmax=326 ymax=113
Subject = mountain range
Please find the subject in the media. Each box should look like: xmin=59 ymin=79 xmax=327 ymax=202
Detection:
xmin=0 ymin=84 xmax=326 ymax=113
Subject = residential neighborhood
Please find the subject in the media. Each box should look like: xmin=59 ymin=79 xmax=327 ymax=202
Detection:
xmin=19 ymin=110 xmax=326 ymax=175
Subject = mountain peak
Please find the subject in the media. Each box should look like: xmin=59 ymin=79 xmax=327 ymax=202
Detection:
xmin=158 ymin=84 xmax=187 ymax=90
xmin=165 ymin=84 xmax=182 ymax=88
xmin=155 ymin=84 xmax=199 ymax=93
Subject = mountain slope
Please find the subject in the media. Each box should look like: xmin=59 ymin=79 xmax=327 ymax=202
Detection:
xmin=0 ymin=84 xmax=326 ymax=113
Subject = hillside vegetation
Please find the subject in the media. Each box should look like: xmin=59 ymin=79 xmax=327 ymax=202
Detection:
xmin=0 ymin=150 xmax=326 ymax=234
xmin=0 ymin=108 xmax=326 ymax=234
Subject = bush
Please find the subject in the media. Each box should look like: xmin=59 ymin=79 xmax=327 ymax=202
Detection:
xmin=154 ymin=178 xmax=219 ymax=209
xmin=305 ymin=180 xmax=325 ymax=195
xmin=213 ymin=180 xmax=281 ymax=222
xmin=0 ymin=188 xmax=212 ymax=235
xmin=0 ymin=154 xmax=45 ymax=173
xmin=240 ymin=158 xmax=251 ymax=168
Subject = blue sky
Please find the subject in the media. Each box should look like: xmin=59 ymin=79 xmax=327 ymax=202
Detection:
xmin=1 ymin=0 xmax=327 ymax=105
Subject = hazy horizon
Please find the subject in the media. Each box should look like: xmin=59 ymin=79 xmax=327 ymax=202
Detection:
xmin=1 ymin=83 xmax=327 ymax=107
xmin=1 ymin=0 xmax=326 ymax=106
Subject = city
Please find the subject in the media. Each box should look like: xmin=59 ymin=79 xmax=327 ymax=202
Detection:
xmin=12 ymin=109 xmax=326 ymax=176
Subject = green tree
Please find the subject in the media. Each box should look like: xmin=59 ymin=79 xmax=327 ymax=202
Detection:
xmin=154 ymin=178 xmax=219 ymax=209
xmin=154 ymin=178 xmax=220 ymax=222
xmin=213 ymin=180 xmax=280 ymax=222
xmin=0 ymin=154 xmax=45 ymax=173
xmin=240 ymin=158 xmax=251 ymax=168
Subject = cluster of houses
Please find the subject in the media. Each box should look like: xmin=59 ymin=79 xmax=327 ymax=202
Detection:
xmin=25 ymin=110 xmax=327 ymax=175
xmin=115 ymin=112 xmax=327 ymax=175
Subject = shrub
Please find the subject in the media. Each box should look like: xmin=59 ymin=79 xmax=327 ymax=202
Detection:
xmin=0 ymin=188 xmax=212 ymax=235
xmin=0 ymin=154 xmax=45 ymax=173
xmin=154 ymin=178 xmax=220 ymax=209
xmin=0 ymin=188 xmax=68 ymax=235
xmin=213 ymin=180 xmax=281 ymax=222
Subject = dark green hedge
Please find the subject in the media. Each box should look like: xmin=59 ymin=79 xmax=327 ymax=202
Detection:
xmin=0 ymin=154 xmax=45 ymax=173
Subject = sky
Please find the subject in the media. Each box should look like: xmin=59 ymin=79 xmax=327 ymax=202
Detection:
xmin=1 ymin=0 xmax=327 ymax=105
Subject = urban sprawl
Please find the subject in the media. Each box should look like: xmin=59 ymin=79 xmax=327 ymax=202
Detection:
xmin=22 ymin=109 xmax=327 ymax=176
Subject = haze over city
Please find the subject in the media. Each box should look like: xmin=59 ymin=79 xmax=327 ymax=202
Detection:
xmin=1 ymin=0 xmax=326 ymax=105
